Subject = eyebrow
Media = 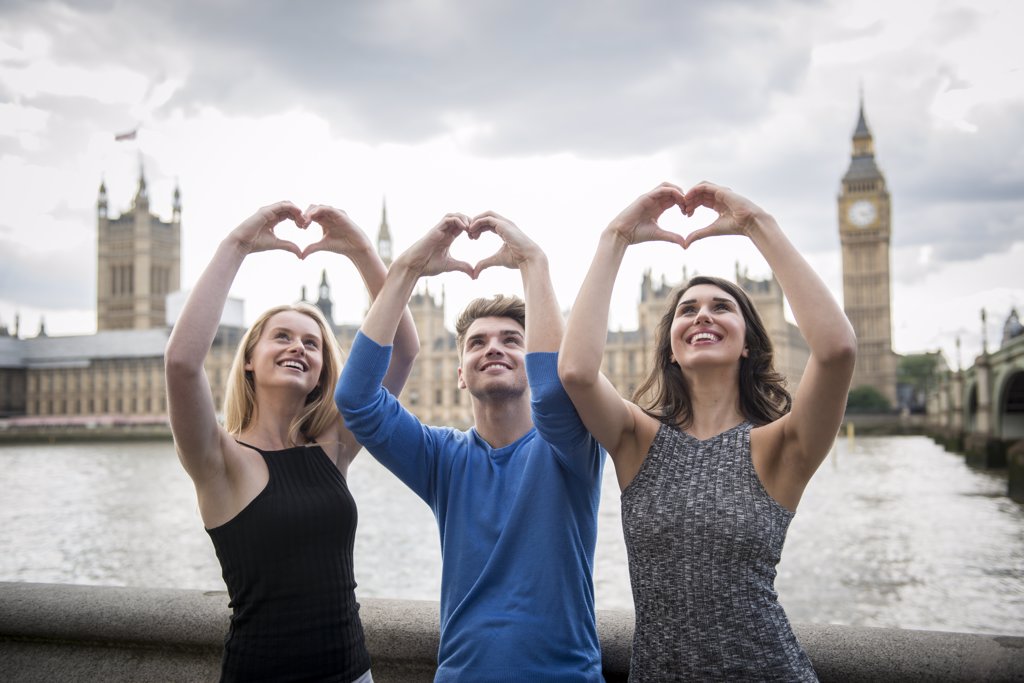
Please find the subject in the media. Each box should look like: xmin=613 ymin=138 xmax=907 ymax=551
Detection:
xmin=269 ymin=325 xmax=320 ymax=340
xmin=467 ymin=330 xmax=524 ymax=343
xmin=677 ymin=297 xmax=735 ymax=307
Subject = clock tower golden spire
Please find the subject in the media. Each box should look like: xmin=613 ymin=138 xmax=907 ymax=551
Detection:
xmin=838 ymin=95 xmax=897 ymax=407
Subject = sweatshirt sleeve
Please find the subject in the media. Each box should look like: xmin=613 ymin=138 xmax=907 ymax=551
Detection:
xmin=336 ymin=331 xmax=442 ymax=505
xmin=526 ymin=351 xmax=605 ymax=484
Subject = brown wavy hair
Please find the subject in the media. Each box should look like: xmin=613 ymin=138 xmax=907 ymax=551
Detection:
xmin=224 ymin=303 xmax=343 ymax=445
xmin=632 ymin=275 xmax=791 ymax=429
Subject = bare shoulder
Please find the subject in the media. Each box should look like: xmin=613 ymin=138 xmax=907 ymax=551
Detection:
xmin=610 ymin=404 xmax=663 ymax=490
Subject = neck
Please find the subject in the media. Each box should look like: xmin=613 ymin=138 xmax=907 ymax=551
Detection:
xmin=242 ymin=390 xmax=309 ymax=449
xmin=470 ymin=392 xmax=533 ymax=449
xmin=681 ymin=367 xmax=744 ymax=440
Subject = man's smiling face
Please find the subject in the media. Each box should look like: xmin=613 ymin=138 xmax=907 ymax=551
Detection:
xmin=457 ymin=316 xmax=528 ymax=401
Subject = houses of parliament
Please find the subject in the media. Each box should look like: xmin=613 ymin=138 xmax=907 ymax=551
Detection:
xmin=0 ymin=102 xmax=899 ymax=426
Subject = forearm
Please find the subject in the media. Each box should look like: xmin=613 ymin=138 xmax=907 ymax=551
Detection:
xmin=346 ymin=244 xmax=419 ymax=361
xmin=560 ymin=230 xmax=628 ymax=383
xmin=520 ymin=252 xmax=563 ymax=353
xmin=747 ymin=214 xmax=855 ymax=359
xmin=358 ymin=258 xmax=422 ymax=346
xmin=166 ymin=237 xmax=247 ymax=369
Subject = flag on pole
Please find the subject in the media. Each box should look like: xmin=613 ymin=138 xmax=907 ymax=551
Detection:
xmin=114 ymin=128 xmax=138 ymax=142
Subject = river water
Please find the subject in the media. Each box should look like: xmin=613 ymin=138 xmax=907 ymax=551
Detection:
xmin=1 ymin=434 xmax=1022 ymax=636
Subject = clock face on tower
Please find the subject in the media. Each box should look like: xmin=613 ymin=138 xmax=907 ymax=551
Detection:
xmin=848 ymin=199 xmax=877 ymax=227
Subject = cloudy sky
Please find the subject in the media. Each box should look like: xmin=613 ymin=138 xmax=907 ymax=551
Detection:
xmin=1 ymin=0 xmax=1021 ymax=367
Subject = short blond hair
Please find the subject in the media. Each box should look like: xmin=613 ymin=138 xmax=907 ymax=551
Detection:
xmin=223 ymin=303 xmax=343 ymax=445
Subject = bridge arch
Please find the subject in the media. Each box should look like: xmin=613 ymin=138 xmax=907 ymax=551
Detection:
xmin=994 ymin=368 xmax=1024 ymax=439
xmin=964 ymin=379 xmax=979 ymax=433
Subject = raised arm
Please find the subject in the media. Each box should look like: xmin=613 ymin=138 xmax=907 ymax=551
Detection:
xmin=165 ymin=202 xmax=304 ymax=483
xmin=302 ymin=205 xmax=419 ymax=397
xmin=359 ymin=213 xmax=474 ymax=346
xmin=300 ymin=205 xmax=421 ymax=465
xmin=558 ymin=184 xmax=688 ymax=476
xmin=683 ymin=182 xmax=856 ymax=485
xmin=335 ymin=214 xmax=475 ymax=500
xmin=469 ymin=211 xmax=561 ymax=352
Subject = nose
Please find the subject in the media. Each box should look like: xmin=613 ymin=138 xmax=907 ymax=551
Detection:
xmin=288 ymin=339 xmax=306 ymax=354
xmin=484 ymin=338 xmax=505 ymax=355
xmin=695 ymin=305 xmax=714 ymax=325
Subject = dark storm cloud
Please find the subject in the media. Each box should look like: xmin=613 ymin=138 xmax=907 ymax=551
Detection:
xmin=11 ymin=0 xmax=820 ymax=156
xmin=5 ymin=0 xmax=1022 ymax=279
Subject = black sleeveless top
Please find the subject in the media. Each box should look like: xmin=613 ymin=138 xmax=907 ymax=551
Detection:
xmin=206 ymin=443 xmax=371 ymax=682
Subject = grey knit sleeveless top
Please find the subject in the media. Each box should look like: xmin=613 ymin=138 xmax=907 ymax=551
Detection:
xmin=621 ymin=421 xmax=817 ymax=682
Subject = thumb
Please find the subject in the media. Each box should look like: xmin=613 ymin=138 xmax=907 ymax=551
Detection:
xmin=471 ymin=250 xmax=510 ymax=278
xmin=300 ymin=239 xmax=328 ymax=259
xmin=682 ymin=224 xmax=720 ymax=249
xmin=446 ymin=257 xmax=476 ymax=278
xmin=651 ymin=227 xmax=688 ymax=249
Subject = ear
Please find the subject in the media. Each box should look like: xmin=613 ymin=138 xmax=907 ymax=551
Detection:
xmin=669 ymin=354 xmax=677 ymax=365
xmin=244 ymin=360 xmax=253 ymax=371
xmin=457 ymin=366 xmax=467 ymax=390
xmin=742 ymin=346 xmax=749 ymax=358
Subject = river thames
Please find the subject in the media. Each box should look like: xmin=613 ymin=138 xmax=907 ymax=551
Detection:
xmin=1 ymin=434 xmax=1022 ymax=636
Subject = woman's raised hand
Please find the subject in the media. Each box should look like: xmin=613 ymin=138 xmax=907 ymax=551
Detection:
xmin=230 ymin=201 xmax=307 ymax=258
xmin=301 ymin=204 xmax=373 ymax=259
xmin=606 ymin=182 xmax=688 ymax=248
xmin=681 ymin=182 xmax=769 ymax=247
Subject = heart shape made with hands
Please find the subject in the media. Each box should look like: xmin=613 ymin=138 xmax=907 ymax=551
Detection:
xmin=273 ymin=219 xmax=324 ymax=254
xmin=449 ymin=227 xmax=508 ymax=277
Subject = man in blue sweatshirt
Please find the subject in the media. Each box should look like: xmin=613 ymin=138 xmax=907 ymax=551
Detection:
xmin=336 ymin=211 xmax=605 ymax=682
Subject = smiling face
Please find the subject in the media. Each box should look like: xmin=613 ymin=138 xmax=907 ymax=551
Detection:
xmin=669 ymin=283 xmax=748 ymax=371
xmin=457 ymin=316 xmax=528 ymax=401
xmin=244 ymin=310 xmax=325 ymax=398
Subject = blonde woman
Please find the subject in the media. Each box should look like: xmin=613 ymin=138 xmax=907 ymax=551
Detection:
xmin=165 ymin=202 xmax=417 ymax=682
xmin=559 ymin=182 xmax=856 ymax=681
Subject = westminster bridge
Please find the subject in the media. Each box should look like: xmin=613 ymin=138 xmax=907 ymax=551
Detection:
xmin=926 ymin=323 xmax=1024 ymax=500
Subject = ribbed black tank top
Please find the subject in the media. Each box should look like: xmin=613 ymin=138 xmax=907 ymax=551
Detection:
xmin=206 ymin=443 xmax=370 ymax=682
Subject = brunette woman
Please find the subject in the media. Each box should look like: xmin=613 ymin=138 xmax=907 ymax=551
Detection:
xmin=558 ymin=182 xmax=856 ymax=681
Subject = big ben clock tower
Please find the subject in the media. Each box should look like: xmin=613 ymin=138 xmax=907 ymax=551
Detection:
xmin=838 ymin=98 xmax=898 ymax=407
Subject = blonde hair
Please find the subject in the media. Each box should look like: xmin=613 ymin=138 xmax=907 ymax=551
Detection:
xmin=224 ymin=303 xmax=343 ymax=445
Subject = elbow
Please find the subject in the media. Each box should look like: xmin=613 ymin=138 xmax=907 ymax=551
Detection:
xmin=393 ymin=336 xmax=420 ymax=367
xmin=334 ymin=380 xmax=354 ymax=416
xmin=334 ymin=371 xmax=364 ymax=418
xmin=822 ymin=327 xmax=858 ymax=369
xmin=163 ymin=343 xmax=202 ymax=380
xmin=558 ymin=356 xmax=598 ymax=392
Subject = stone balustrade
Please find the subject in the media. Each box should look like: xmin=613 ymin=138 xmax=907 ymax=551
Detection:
xmin=2 ymin=582 xmax=1022 ymax=682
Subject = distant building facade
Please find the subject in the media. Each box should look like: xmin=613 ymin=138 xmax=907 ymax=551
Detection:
xmin=0 ymin=171 xmax=238 ymax=420
xmin=97 ymin=171 xmax=181 ymax=331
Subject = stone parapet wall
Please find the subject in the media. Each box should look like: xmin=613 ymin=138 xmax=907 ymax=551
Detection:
xmin=2 ymin=582 xmax=1022 ymax=682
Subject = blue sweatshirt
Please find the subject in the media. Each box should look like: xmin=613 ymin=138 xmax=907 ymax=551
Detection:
xmin=337 ymin=332 xmax=605 ymax=682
